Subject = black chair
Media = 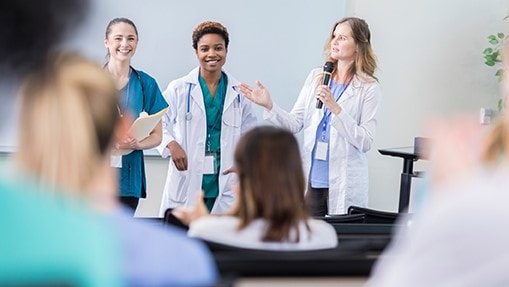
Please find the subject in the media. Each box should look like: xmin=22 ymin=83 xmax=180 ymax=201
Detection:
xmin=204 ymin=239 xmax=377 ymax=278
xmin=316 ymin=213 xmax=366 ymax=224
xmin=347 ymin=206 xmax=399 ymax=224
xmin=162 ymin=208 xmax=189 ymax=231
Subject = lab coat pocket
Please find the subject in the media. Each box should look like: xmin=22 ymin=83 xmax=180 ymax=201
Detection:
xmin=170 ymin=169 xmax=189 ymax=203
xmin=222 ymin=109 xmax=241 ymax=128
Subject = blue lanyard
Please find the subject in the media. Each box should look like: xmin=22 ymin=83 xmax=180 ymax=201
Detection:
xmin=320 ymin=82 xmax=350 ymax=140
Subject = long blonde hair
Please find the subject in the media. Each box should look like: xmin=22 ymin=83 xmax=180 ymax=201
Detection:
xmin=322 ymin=17 xmax=378 ymax=83
xmin=16 ymin=53 xmax=119 ymax=194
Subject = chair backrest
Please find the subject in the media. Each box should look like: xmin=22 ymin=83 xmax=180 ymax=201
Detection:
xmin=162 ymin=208 xmax=189 ymax=231
xmin=348 ymin=206 xmax=399 ymax=224
xmin=204 ymin=239 xmax=376 ymax=277
xmin=315 ymin=213 xmax=366 ymax=224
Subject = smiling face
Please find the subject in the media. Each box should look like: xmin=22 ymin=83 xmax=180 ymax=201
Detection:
xmin=330 ymin=23 xmax=357 ymax=62
xmin=195 ymin=33 xmax=227 ymax=74
xmin=104 ymin=22 xmax=138 ymax=63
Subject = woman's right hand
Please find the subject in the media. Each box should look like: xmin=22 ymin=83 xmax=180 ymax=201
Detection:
xmin=238 ymin=80 xmax=273 ymax=110
xmin=168 ymin=141 xmax=188 ymax=171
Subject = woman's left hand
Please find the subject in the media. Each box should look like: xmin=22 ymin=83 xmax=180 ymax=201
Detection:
xmin=117 ymin=136 xmax=139 ymax=150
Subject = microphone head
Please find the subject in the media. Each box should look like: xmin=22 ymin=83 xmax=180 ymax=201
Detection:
xmin=323 ymin=61 xmax=334 ymax=73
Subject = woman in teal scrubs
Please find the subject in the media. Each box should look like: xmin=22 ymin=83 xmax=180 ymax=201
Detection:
xmin=104 ymin=18 xmax=168 ymax=214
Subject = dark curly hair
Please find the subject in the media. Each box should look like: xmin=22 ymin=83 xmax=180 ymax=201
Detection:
xmin=192 ymin=21 xmax=229 ymax=50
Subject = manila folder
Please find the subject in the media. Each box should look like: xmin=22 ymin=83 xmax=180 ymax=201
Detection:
xmin=115 ymin=107 xmax=168 ymax=156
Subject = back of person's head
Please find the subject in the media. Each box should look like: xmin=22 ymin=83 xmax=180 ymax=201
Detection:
xmin=233 ymin=126 xmax=309 ymax=242
xmin=15 ymin=52 xmax=119 ymax=195
xmin=0 ymin=0 xmax=89 ymax=77
xmin=323 ymin=17 xmax=377 ymax=81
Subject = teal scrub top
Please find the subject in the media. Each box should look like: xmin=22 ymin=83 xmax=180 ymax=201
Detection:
xmin=0 ymin=170 xmax=122 ymax=286
xmin=119 ymin=68 xmax=168 ymax=198
xmin=199 ymin=72 xmax=227 ymax=202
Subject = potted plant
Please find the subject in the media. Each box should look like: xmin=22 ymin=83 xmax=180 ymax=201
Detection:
xmin=483 ymin=16 xmax=507 ymax=111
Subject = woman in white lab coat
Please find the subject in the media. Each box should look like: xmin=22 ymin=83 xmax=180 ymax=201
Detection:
xmin=158 ymin=21 xmax=257 ymax=216
xmin=239 ymin=17 xmax=381 ymax=215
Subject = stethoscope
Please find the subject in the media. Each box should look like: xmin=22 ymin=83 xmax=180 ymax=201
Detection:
xmin=185 ymin=83 xmax=241 ymax=121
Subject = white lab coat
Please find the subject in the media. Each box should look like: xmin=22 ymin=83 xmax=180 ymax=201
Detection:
xmin=264 ymin=68 xmax=382 ymax=214
xmin=158 ymin=67 xmax=257 ymax=216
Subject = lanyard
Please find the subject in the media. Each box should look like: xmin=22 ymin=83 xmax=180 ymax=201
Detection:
xmin=320 ymin=82 xmax=350 ymax=140
xmin=206 ymin=79 xmax=225 ymax=152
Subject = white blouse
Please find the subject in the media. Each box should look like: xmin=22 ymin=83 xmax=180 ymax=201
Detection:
xmin=188 ymin=216 xmax=338 ymax=250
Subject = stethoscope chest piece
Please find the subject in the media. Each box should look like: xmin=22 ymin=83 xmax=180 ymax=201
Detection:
xmin=185 ymin=112 xmax=192 ymax=120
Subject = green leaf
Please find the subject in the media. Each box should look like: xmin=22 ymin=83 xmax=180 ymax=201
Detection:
xmin=496 ymin=69 xmax=504 ymax=82
xmin=498 ymin=33 xmax=505 ymax=39
xmin=485 ymin=54 xmax=494 ymax=61
xmin=492 ymin=51 xmax=501 ymax=61
xmin=498 ymin=98 xmax=504 ymax=112
xmin=489 ymin=38 xmax=499 ymax=45
xmin=485 ymin=60 xmax=495 ymax=66
xmin=483 ymin=48 xmax=494 ymax=55
xmin=488 ymin=34 xmax=497 ymax=41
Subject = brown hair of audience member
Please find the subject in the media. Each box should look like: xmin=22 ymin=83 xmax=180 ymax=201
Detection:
xmin=231 ymin=126 xmax=310 ymax=242
xmin=15 ymin=52 xmax=119 ymax=196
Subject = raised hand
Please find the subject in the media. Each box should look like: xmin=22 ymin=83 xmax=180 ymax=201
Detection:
xmin=238 ymin=80 xmax=273 ymax=110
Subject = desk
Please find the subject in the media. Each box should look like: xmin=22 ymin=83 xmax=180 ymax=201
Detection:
xmin=378 ymin=146 xmax=425 ymax=212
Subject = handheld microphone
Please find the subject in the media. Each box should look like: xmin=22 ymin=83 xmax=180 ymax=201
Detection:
xmin=316 ymin=61 xmax=335 ymax=109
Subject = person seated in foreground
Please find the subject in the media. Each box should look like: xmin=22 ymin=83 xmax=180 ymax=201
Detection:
xmin=13 ymin=52 xmax=217 ymax=286
xmin=174 ymin=126 xmax=338 ymax=250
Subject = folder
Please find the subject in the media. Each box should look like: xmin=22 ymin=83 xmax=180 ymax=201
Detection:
xmin=114 ymin=107 xmax=168 ymax=156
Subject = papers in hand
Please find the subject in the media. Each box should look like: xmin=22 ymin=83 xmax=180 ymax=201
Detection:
xmin=113 ymin=107 xmax=169 ymax=156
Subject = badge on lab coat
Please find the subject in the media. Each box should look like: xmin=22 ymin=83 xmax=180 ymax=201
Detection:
xmin=315 ymin=141 xmax=328 ymax=161
xmin=203 ymin=152 xmax=217 ymax=174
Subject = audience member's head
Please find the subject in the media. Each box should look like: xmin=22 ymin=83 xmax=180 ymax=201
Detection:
xmin=0 ymin=0 xmax=89 ymax=78
xmin=14 ymin=52 xmax=121 ymax=209
xmin=231 ymin=126 xmax=310 ymax=242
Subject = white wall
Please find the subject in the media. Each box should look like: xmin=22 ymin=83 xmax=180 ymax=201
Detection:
xmin=346 ymin=0 xmax=508 ymax=211
xmin=61 ymin=0 xmax=347 ymax=217
xmin=3 ymin=0 xmax=505 ymax=216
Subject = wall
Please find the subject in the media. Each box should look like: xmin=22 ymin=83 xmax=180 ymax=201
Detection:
xmin=102 ymin=0 xmax=509 ymax=216
xmin=62 ymin=0 xmax=347 ymax=217
xmin=3 ymin=0 xmax=505 ymax=216
xmin=346 ymin=0 xmax=508 ymax=211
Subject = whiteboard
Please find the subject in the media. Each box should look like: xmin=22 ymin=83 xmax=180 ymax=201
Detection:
xmin=0 ymin=0 xmax=346 ymax=150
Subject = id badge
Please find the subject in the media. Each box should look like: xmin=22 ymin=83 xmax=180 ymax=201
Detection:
xmin=204 ymin=152 xmax=217 ymax=174
xmin=315 ymin=141 xmax=328 ymax=161
xmin=110 ymin=155 xmax=122 ymax=168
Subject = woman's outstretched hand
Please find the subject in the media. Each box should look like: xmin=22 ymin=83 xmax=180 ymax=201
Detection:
xmin=238 ymin=80 xmax=274 ymax=110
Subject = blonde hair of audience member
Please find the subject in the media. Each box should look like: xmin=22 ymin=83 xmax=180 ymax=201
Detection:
xmin=15 ymin=53 xmax=122 ymax=210
xmin=231 ymin=126 xmax=310 ymax=242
